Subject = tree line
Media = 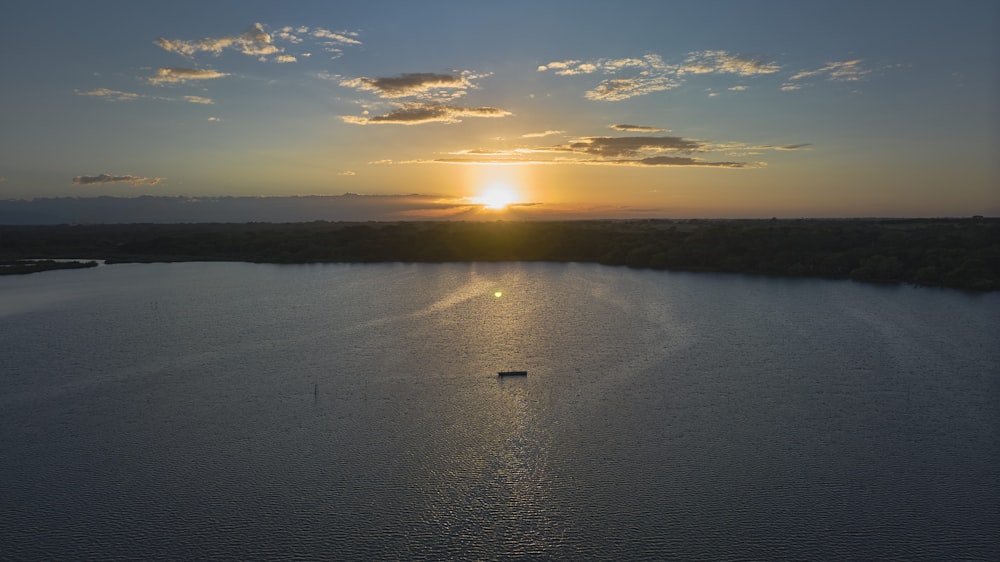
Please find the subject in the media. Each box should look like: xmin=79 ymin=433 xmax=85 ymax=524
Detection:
xmin=1 ymin=218 xmax=997 ymax=290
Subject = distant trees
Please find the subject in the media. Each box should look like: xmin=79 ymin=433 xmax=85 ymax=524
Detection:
xmin=1 ymin=218 xmax=997 ymax=290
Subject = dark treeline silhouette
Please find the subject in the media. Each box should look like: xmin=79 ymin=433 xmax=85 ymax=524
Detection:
xmin=1 ymin=218 xmax=997 ymax=290
xmin=0 ymin=259 xmax=99 ymax=275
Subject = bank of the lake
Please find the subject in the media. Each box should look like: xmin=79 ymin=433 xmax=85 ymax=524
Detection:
xmin=1 ymin=218 xmax=997 ymax=290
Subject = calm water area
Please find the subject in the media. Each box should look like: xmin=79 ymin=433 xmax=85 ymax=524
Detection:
xmin=1 ymin=262 xmax=997 ymax=560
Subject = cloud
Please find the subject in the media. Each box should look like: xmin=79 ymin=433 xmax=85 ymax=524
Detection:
xmin=76 ymin=88 xmax=141 ymax=101
xmin=71 ymin=174 xmax=163 ymax=186
xmin=522 ymin=130 xmax=565 ymax=138
xmin=419 ymin=127 xmax=807 ymax=168
xmin=340 ymin=72 xmax=484 ymax=101
xmin=207 ymin=117 xmax=222 ymax=122
xmin=312 ymin=28 xmax=362 ymax=46
xmin=728 ymin=85 xmax=748 ymax=92
xmin=537 ymin=57 xmax=650 ymax=76
xmin=679 ymin=51 xmax=781 ymax=76
xmin=338 ymin=170 xmax=356 ymax=176
xmin=148 ymin=67 xmax=228 ymax=85
xmin=183 ymin=95 xmax=214 ymax=104
xmin=155 ymin=23 xmax=279 ymax=59
xmin=610 ymin=124 xmax=667 ymax=133
xmin=790 ymin=59 xmax=869 ymax=82
xmin=631 ymin=156 xmax=746 ymax=168
xmin=77 ymin=88 xmax=218 ymax=105
xmin=154 ymin=23 xmax=361 ymax=64
xmin=426 ymin=132 xmax=754 ymax=167
xmin=538 ymin=50 xmax=799 ymax=101
xmin=586 ymin=76 xmax=679 ymax=101
xmin=566 ymin=136 xmax=704 ymax=158
xmin=342 ymin=102 xmax=511 ymax=125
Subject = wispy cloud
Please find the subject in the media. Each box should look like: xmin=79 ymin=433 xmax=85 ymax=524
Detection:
xmin=610 ymin=124 xmax=667 ymax=133
xmin=155 ymin=23 xmax=361 ymax=66
xmin=423 ymin=132 xmax=758 ymax=167
xmin=72 ymin=174 xmax=163 ymax=186
xmin=76 ymin=88 xmax=141 ymax=102
xmin=418 ymin=127 xmax=809 ymax=168
xmin=789 ymin=59 xmax=870 ymax=82
xmin=311 ymin=28 xmax=362 ymax=46
xmin=522 ymin=130 xmax=565 ymax=138
xmin=183 ymin=95 xmax=214 ymax=104
xmin=340 ymin=68 xmax=510 ymax=125
xmin=342 ymin=103 xmax=511 ymax=125
xmin=539 ymin=50 xmax=874 ymax=100
xmin=148 ymin=67 xmax=228 ymax=85
xmin=586 ymin=76 xmax=679 ymax=101
xmin=566 ymin=136 xmax=703 ymax=158
xmin=155 ymin=23 xmax=280 ymax=60
xmin=678 ymin=51 xmax=781 ymax=76
xmin=539 ymin=51 xmax=780 ymax=100
xmin=77 ymin=88 xmax=215 ymax=105
xmin=340 ymin=72 xmax=485 ymax=101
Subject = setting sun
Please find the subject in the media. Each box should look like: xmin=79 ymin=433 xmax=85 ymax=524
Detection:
xmin=473 ymin=182 xmax=520 ymax=210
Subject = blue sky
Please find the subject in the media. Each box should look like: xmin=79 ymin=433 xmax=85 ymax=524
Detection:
xmin=1 ymin=0 xmax=997 ymax=218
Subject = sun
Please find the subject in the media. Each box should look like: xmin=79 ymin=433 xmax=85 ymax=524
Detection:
xmin=473 ymin=182 xmax=520 ymax=210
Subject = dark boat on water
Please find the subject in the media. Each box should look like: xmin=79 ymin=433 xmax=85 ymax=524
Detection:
xmin=497 ymin=370 xmax=528 ymax=377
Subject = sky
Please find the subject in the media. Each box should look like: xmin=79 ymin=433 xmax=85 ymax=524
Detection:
xmin=1 ymin=0 xmax=998 ymax=219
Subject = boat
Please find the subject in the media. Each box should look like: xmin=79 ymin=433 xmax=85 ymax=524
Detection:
xmin=497 ymin=370 xmax=528 ymax=377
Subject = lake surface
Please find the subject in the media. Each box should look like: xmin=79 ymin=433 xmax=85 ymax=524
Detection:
xmin=1 ymin=262 xmax=997 ymax=560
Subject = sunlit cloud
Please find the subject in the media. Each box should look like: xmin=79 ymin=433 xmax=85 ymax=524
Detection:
xmin=340 ymin=72 xmax=485 ymax=101
xmin=76 ymin=88 xmax=141 ymax=102
xmin=155 ymin=23 xmax=279 ymax=59
xmin=630 ymin=156 xmax=747 ymax=168
xmin=537 ymin=56 xmax=651 ymax=76
xmin=790 ymin=59 xmax=869 ymax=82
xmin=153 ymin=23 xmax=362 ymax=66
xmin=539 ymin=50 xmax=797 ymax=101
xmin=148 ymin=67 xmax=228 ymax=85
xmin=678 ymin=51 xmax=781 ymax=76
xmin=78 ymin=89 xmax=219 ymax=105
xmin=567 ymin=136 xmax=704 ymax=158
xmin=342 ymin=102 xmax=511 ymax=125
xmin=207 ymin=117 xmax=222 ymax=122
xmin=586 ymin=76 xmax=679 ymax=101
xmin=610 ymin=124 xmax=667 ymax=133
xmin=72 ymin=174 xmax=163 ymax=186
xmin=183 ymin=95 xmax=214 ymax=104
xmin=728 ymin=85 xmax=748 ymax=92
xmin=521 ymin=130 xmax=565 ymax=138
xmin=414 ymin=128 xmax=803 ymax=168
xmin=312 ymin=28 xmax=362 ymax=46
xmin=338 ymin=170 xmax=356 ymax=176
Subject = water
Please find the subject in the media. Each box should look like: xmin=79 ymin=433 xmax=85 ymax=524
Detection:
xmin=1 ymin=262 xmax=997 ymax=560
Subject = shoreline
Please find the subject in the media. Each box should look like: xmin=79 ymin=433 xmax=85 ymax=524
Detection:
xmin=1 ymin=218 xmax=997 ymax=291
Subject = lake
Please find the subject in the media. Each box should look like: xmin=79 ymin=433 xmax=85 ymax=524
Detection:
xmin=1 ymin=262 xmax=997 ymax=560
